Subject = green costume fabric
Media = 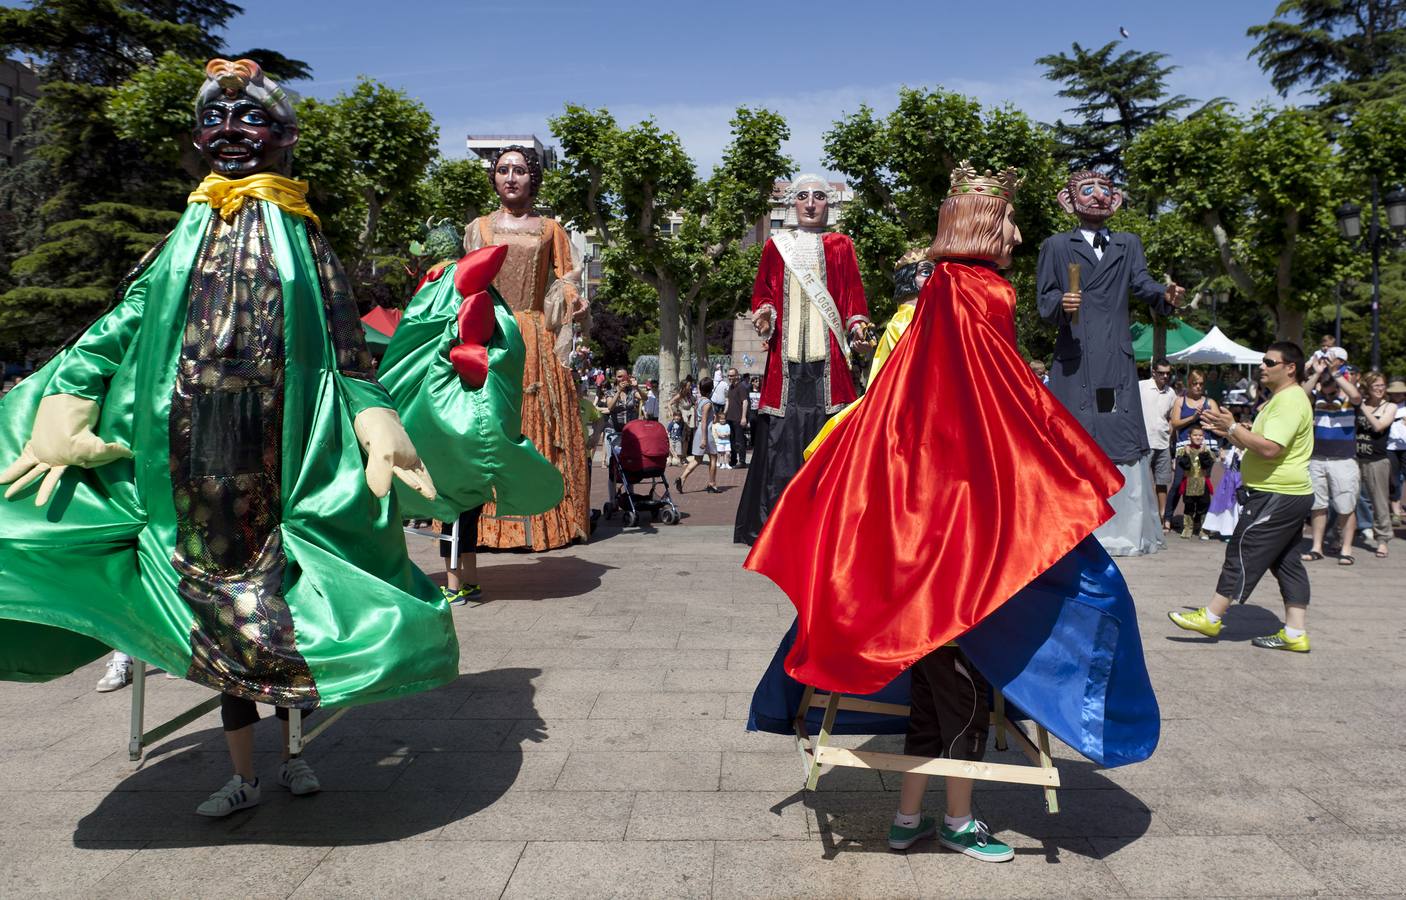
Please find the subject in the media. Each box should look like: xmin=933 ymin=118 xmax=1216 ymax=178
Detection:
xmin=0 ymin=199 xmax=459 ymax=709
xmin=378 ymin=260 xmax=564 ymax=523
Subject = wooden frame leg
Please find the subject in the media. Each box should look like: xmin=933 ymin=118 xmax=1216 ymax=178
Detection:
xmin=128 ymin=659 xmax=147 ymax=761
xmin=807 ymin=692 xmax=841 ymax=791
xmin=993 ymin=692 xmax=1009 ymax=752
xmin=1037 ymin=723 xmax=1059 ymax=814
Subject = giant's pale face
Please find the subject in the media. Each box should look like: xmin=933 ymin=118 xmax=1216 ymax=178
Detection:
xmin=793 ymin=187 xmax=829 ymax=228
xmin=995 ymin=205 xmax=1022 ymax=268
xmin=493 ymin=151 xmax=533 ymax=206
xmin=193 ymin=98 xmax=295 ymax=177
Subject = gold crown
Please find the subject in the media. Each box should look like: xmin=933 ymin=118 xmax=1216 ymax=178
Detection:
xmin=947 ymin=160 xmax=1023 ymax=203
xmin=895 ymin=246 xmax=928 ymax=269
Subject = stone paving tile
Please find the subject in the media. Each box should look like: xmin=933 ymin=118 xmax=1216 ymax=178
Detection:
xmin=439 ymin=791 xmax=635 ymax=841
xmin=389 ymin=750 xmax=569 ymax=792
xmin=0 ymin=837 xmax=145 ymax=896
xmin=1297 ymin=783 xmax=1406 ymax=833
xmin=451 ymin=688 xmax=597 ymax=720
xmin=615 ymin=648 xmax=730 ymax=670
xmin=712 ymin=840 xmax=921 ymax=899
xmin=501 ymin=840 xmax=714 ymax=899
xmin=291 ymin=841 xmax=524 ymax=899
xmin=555 ymin=750 xmax=721 ymax=791
xmin=1092 ymin=834 xmax=1325 ymax=896
xmin=663 ymin=667 xmax=771 ymax=692
xmin=1141 ymin=786 xmax=1344 ymax=835
xmin=231 ymin=790 xmax=467 ymax=843
xmin=720 ymin=751 xmax=884 ymax=793
xmin=497 ymin=648 xmax=622 ymax=669
xmin=626 ymin=791 xmax=810 ymax=840
xmin=94 ymin=841 xmax=331 ymax=899
xmin=1269 ymin=834 xmax=1406 ymax=896
xmin=589 ymin=691 xmax=727 ymax=720
xmin=500 ymin=717 xmax=652 ymax=753
xmin=907 ymin=835 xmax=1125 ymax=899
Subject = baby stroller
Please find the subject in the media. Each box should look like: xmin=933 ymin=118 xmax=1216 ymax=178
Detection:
xmin=604 ymin=418 xmax=681 ymax=527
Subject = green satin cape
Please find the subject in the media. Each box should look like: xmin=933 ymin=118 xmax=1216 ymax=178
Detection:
xmin=378 ymin=264 xmax=563 ymax=522
xmin=0 ymin=201 xmax=459 ymax=708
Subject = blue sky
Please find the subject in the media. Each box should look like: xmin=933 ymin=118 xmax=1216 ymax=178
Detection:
xmin=220 ymin=0 xmax=1296 ymax=174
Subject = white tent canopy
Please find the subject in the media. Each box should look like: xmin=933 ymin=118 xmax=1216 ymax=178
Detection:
xmin=1165 ymin=326 xmax=1262 ymax=365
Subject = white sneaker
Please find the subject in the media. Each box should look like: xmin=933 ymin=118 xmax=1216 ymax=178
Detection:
xmin=1362 ymin=528 xmax=1375 ymax=544
xmin=278 ymin=757 xmax=321 ymax=796
xmin=95 ymin=658 xmax=131 ymax=692
xmin=196 ymin=775 xmax=261 ymax=817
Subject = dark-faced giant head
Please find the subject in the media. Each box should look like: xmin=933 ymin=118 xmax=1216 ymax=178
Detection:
xmin=192 ymin=59 xmax=299 ymax=177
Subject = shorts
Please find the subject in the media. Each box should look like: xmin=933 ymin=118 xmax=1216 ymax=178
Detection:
xmin=1148 ymin=447 xmax=1173 ymax=486
xmin=904 ymin=645 xmax=989 ymax=762
xmin=1309 ymin=457 xmax=1359 ymax=514
xmin=1214 ymin=489 xmax=1313 ymax=606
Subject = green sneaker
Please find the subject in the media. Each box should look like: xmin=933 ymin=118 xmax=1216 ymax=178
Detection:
xmin=1168 ymin=607 xmax=1222 ymax=638
xmin=939 ymin=819 xmax=1013 ymax=862
xmin=1251 ymin=628 xmax=1310 ymax=653
xmin=887 ymin=816 xmax=937 ymax=851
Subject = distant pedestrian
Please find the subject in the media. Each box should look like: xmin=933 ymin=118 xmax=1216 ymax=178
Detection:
xmin=725 ymin=367 xmax=750 ymax=467
xmin=676 ymin=377 xmax=719 ymax=493
xmin=1170 ymin=342 xmax=1316 ymax=652
xmin=1139 ymin=358 xmax=1176 ymax=530
xmin=1355 ymin=371 xmax=1397 ymax=558
xmin=1302 ymin=355 xmax=1362 ymax=564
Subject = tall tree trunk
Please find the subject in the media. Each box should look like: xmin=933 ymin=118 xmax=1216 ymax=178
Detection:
xmin=657 ymin=280 xmax=682 ymax=400
xmin=1274 ymin=305 xmax=1304 ymax=345
xmin=359 ymin=189 xmax=381 ymax=257
xmin=692 ymin=298 xmax=711 ymax=377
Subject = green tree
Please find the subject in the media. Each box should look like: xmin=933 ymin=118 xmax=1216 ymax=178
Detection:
xmin=546 ymin=105 xmax=791 ymax=396
xmin=416 ymin=158 xmax=496 ymax=226
xmin=1249 ymin=0 xmax=1406 ymax=113
xmin=822 ymin=87 xmax=1061 ymax=357
xmin=1126 ymin=105 xmax=1359 ymax=344
xmin=0 ymin=0 xmax=309 ymax=351
xmin=1036 ymin=41 xmax=1194 ymax=179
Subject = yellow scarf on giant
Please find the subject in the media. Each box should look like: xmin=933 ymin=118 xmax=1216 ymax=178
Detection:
xmin=188 ymin=173 xmax=322 ymax=230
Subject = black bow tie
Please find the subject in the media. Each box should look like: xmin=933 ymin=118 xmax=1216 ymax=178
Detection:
xmin=1093 ymin=231 xmax=1110 ymax=252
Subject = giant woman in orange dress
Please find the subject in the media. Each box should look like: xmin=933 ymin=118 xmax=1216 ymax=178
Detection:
xmin=465 ymin=146 xmax=590 ymax=550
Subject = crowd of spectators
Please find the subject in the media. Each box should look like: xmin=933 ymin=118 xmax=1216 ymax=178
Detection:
xmin=1136 ymin=336 xmax=1404 ymax=562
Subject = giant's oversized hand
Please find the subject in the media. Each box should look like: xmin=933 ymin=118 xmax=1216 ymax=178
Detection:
xmin=0 ymin=393 xmax=133 ymax=506
xmin=353 ymin=406 xmax=436 ymax=501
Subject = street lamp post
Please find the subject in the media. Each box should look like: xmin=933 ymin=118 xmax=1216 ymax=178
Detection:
xmin=1336 ymin=179 xmax=1406 ymax=372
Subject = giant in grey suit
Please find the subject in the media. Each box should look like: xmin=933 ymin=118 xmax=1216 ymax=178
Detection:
xmin=1036 ymin=229 xmax=1176 ymax=465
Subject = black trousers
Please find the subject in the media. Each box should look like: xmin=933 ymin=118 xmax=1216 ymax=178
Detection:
xmin=221 ymin=692 xmax=290 ymax=732
xmin=727 ymin=420 xmax=745 ymax=466
xmin=439 ymin=505 xmax=485 ymax=558
xmin=904 ymin=646 xmax=989 ymax=762
xmin=1214 ymin=489 xmax=1313 ymax=605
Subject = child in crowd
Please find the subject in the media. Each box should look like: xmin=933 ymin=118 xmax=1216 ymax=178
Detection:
xmin=1175 ymin=425 xmax=1216 ymax=540
xmin=711 ymin=409 xmax=733 ymax=470
xmin=1203 ymin=414 xmax=1249 ymax=541
xmin=667 ymin=414 xmax=685 ymax=467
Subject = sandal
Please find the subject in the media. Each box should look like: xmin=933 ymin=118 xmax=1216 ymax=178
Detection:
xmin=1376 ymin=545 xmax=1389 ymax=559
xmin=1338 ymin=554 xmax=1355 ymax=566
xmin=1300 ymin=551 xmax=1324 ymax=562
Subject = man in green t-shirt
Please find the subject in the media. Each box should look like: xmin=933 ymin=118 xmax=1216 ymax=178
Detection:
xmin=1168 ymin=341 xmax=1315 ymax=652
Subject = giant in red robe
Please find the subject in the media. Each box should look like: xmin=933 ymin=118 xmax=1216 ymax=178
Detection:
xmin=745 ymin=260 xmax=1124 ymax=693
xmin=751 ymin=232 xmax=870 ymax=414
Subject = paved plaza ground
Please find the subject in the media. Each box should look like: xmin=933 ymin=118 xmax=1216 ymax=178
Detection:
xmin=1 ymin=477 xmax=1403 ymax=897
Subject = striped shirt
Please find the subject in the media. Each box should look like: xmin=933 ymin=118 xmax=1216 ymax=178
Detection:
xmin=1310 ymin=394 xmax=1356 ymax=460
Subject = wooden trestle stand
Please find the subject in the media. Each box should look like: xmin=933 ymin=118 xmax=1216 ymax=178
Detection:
xmin=793 ymin=685 xmax=1061 ymax=814
xmin=126 ymin=659 xmax=348 ymax=761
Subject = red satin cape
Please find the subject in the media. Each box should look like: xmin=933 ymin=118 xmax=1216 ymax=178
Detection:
xmin=744 ymin=261 xmax=1124 ymax=694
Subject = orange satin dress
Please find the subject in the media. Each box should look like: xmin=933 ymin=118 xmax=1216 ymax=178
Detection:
xmin=745 ymin=260 xmax=1125 ymax=694
xmin=467 ymin=212 xmax=589 ymax=550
